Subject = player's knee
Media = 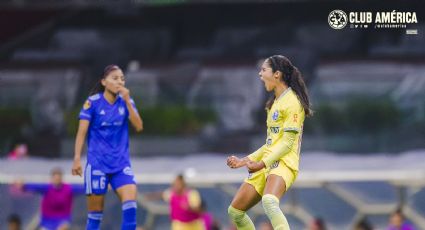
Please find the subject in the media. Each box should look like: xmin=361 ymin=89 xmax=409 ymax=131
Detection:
xmin=228 ymin=205 xmax=245 ymax=222
xmin=87 ymin=195 xmax=105 ymax=211
xmin=262 ymin=194 xmax=281 ymax=216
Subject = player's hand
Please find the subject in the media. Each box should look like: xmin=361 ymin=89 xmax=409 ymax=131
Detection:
xmin=72 ymin=159 xmax=82 ymax=177
xmin=227 ymin=155 xmax=245 ymax=169
xmin=118 ymin=86 xmax=131 ymax=102
xmin=246 ymin=160 xmax=265 ymax=173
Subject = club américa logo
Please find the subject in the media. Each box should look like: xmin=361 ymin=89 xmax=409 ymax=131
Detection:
xmin=328 ymin=10 xmax=348 ymax=29
xmin=328 ymin=10 xmax=418 ymax=34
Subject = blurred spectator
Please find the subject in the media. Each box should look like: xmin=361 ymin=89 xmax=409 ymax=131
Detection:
xmin=308 ymin=217 xmax=327 ymax=230
xmin=7 ymin=214 xmax=22 ymax=230
xmin=7 ymin=143 xmax=28 ymax=160
xmin=259 ymin=221 xmax=273 ymax=230
xmin=354 ymin=217 xmax=373 ymax=230
xmin=387 ymin=208 xmax=415 ymax=230
xmin=144 ymin=174 xmax=204 ymax=230
xmin=200 ymin=199 xmax=220 ymax=230
xmin=14 ymin=167 xmax=84 ymax=230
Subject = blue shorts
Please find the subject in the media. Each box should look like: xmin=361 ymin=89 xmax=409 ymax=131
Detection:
xmin=84 ymin=164 xmax=136 ymax=195
xmin=40 ymin=217 xmax=71 ymax=230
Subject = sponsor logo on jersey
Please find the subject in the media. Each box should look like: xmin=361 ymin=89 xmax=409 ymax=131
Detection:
xmin=101 ymin=121 xmax=123 ymax=126
xmin=100 ymin=110 xmax=105 ymax=115
xmin=101 ymin=122 xmax=112 ymax=126
xmin=89 ymin=94 xmax=101 ymax=100
xmin=123 ymin=166 xmax=134 ymax=176
xmin=113 ymin=121 xmax=123 ymax=126
xmin=270 ymin=126 xmax=280 ymax=134
xmin=92 ymin=170 xmax=105 ymax=176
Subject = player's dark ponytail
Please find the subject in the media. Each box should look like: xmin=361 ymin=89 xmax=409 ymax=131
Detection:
xmin=265 ymin=95 xmax=276 ymax=111
xmin=89 ymin=82 xmax=104 ymax=96
xmin=89 ymin=65 xmax=121 ymax=96
xmin=265 ymin=55 xmax=313 ymax=117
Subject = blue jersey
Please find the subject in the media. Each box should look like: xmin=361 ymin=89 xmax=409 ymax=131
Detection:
xmin=79 ymin=93 xmax=138 ymax=173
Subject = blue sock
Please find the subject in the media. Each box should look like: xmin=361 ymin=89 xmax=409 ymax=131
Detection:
xmin=121 ymin=200 xmax=137 ymax=230
xmin=86 ymin=211 xmax=103 ymax=230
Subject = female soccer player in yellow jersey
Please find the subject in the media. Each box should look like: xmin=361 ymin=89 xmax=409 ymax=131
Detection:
xmin=227 ymin=55 xmax=312 ymax=230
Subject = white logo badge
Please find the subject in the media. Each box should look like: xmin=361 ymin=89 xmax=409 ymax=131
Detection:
xmin=328 ymin=10 xmax=348 ymax=29
xmin=119 ymin=107 xmax=125 ymax=115
xmin=123 ymin=167 xmax=133 ymax=176
xmin=92 ymin=180 xmax=99 ymax=189
xmin=100 ymin=110 xmax=105 ymax=115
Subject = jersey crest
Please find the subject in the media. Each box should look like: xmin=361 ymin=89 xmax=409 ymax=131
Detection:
xmin=119 ymin=106 xmax=125 ymax=115
xmin=272 ymin=110 xmax=279 ymax=121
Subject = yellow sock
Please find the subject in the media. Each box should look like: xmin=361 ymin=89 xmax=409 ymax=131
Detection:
xmin=227 ymin=206 xmax=255 ymax=230
xmin=262 ymin=194 xmax=290 ymax=230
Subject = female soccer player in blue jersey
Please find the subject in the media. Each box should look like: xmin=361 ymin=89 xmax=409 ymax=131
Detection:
xmin=72 ymin=65 xmax=143 ymax=230
xmin=227 ymin=55 xmax=312 ymax=230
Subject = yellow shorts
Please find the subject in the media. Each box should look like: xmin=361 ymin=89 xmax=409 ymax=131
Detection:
xmin=171 ymin=219 xmax=205 ymax=230
xmin=244 ymin=160 xmax=298 ymax=196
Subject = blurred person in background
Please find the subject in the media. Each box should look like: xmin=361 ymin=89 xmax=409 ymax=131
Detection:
xmin=7 ymin=143 xmax=28 ymax=160
xmin=353 ymin=217 xmax=373 ymax=230
xmin=227 ymin=55 xmax=312 ymax=230
xmin=307 ymin=217 xmax=326 ymax=230
xmin=14 ymin=167 xmax=84 ymax=230
xmin=387 ymin=208 xmax=415 ymax=230
xmin=144 ymin=174 xmax=205 ymax=230
xmin=165 ymin=174 xmax=204 ymax=230
xmin=72 ymin=65 xmax=143 ymax=230
xmin=259 ymin=221 xmax=273 ymax=230
xmin=200 ymin=199 xmax=220 ymax=230
xmin=7 ymin=213 xmax=22 ymax=230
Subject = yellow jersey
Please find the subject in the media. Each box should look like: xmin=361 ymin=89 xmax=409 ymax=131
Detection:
xmin=249 ymin=88 xmax=305 ymax=171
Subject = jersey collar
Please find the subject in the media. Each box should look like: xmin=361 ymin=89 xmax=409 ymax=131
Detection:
xmin=275 ymin=87 xmax=291 ymax=102
xmin=102 ymin=93 xmax=120 ymax=106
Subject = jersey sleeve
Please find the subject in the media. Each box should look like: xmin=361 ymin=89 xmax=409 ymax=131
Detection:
xmin=188 ymin=189 xmax=201 ymax=209
xmin=79 ymin=98 xmax=95 ymax=121
xmin=127 ymin=98 xmax=139 ymax=118
xmin=247 ymin=145 xmax=266 ymax=161
xmin=282 ymin=104 xmax=302 ymax=133
xmin=262 ymin=131 xmax=296 ymax=168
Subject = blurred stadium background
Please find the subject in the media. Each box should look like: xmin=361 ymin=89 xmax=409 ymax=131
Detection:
xmin=0 ymin=0 xmax=424 ymax=229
